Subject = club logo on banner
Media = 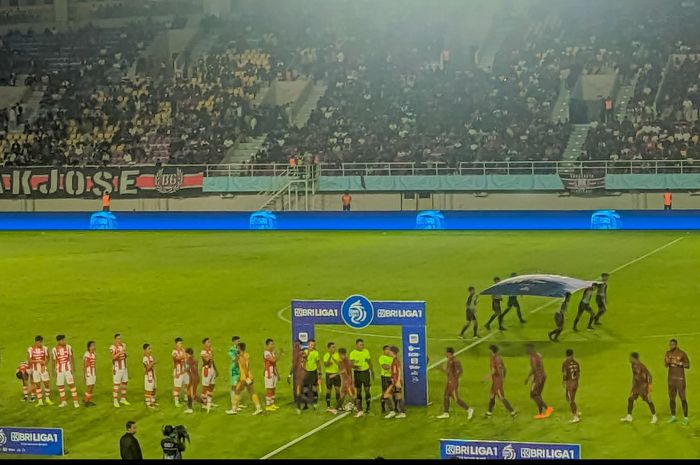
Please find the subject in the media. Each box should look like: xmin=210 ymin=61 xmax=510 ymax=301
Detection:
xmin=440 ymin=439 xmax=580 ymax=460
xmin=0 ymin=427 xmax=64 ymax=456
xmin=559 ymin=173 xmax=606 ymax=194
xmin=341 ymin=295 xmax=374 ymax=329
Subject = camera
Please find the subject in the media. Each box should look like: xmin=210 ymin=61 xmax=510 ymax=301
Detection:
xmin=161 ymin=425 xmax=189 ymax=460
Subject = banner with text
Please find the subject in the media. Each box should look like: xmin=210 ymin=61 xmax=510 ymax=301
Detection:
xmin=0 ymin=427 xmax=64 ymax=456
xmin=440 ymin=439 xmax=580 ymax=460
xmin=559 ymin=173 xmax=606 ymax=194
xmin=291 ymin=296 xmax=427 ymax=406
xmin=0 ymin=166 xmax=204 ymax=198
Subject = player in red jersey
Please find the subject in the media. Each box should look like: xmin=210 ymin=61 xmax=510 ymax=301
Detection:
xmin=486 ymin=344 xmax=516 ymax=417
xmin=83 ymin=341 xmax=97 ymax=407
xmin=172 ymin=337 xmax=187 ymax=407
xmin=109 ymin=333 xmax=130 ymax=408
xmin=263 ymin=338 xmax=282 ymax=411
xmin=28 ymin=335 xmax=53 ymax=407
xmin=382 ymin=346 xmax=406 ymax=419
xmin=15 ymin=360 xmax=33 ymax=402
xmin=337 ymin=348 xmax=357 ymax=412
xmin=184 ymin=347 xmax=199 ymax=414
xmin=200 ymin=338 xmax=217 ymax=412
xmin=143 ymin=343 xmax=157 ymax=409
xmin=525 ymin=344 xmax=553 ymax=419
xmin=52 ymin=335 xmax=80 ymax=408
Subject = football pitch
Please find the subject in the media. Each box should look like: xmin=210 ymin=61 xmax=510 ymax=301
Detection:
xmin=0 ymin=230 xmax=698 ymax=459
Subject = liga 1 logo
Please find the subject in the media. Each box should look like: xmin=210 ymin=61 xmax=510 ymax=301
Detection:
xmin=341 ymin=295 xmax=374 ymax=329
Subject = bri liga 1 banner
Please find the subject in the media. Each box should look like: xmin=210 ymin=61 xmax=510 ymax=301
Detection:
xmin=0 ymin=427 xmax=64 ymax=456
xmin=440 ymin=439 xmax=580 ymax=460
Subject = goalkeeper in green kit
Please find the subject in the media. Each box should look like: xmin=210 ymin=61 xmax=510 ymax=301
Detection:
xmin=226 ymin=336 xmax=246 ymax=414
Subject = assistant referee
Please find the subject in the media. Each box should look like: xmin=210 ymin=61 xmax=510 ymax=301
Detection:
xmin=350 ymin=338 xmax=374 ymax=417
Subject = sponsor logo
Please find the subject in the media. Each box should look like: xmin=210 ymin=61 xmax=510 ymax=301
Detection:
xmin=502 ymin=444 xmax=517 ymax=460
xmin=9 ymin=432 xmax=59 ymax=443
xmin=293 ymin=307 xmax=338 ymax=318
xmin=408 ymin=365 xmax=420 ymax=370
xmin=410 ymin=358 xmax=419 ymax=364
xmin=0 ymin=430 xmax=6 ymax=446
xmin=410 ymin=370 xmax=418 ymax=376
xmin=444 ymin=444 xmax=498 ymax=457
xmin=411 ymin=376 xmax=419 ymax=383
xmin=298 ymin=332 xmax=309 ymax=343
xmin=376 ymin=309 xmax=423 ymax=319
xmin=408 ymin=352 xmax=420 ymax=358
xmin=521 ymin=448 xmax=575 ymax=459
xmin=341 ymin=295 xmax=374 ymax=329
xmin=154 ymin=168 xmax=184 ymax=194
xmin=408 ymin=334 xmax=419 ymax=344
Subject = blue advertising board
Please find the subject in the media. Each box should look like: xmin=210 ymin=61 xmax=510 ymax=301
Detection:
xmin=0 ymin=427 xmax=64 ymax=456
xmin=440 ymin=439 xmax=580 ymax=460
xmin=291 ymin=296 xmax=427 ymax=406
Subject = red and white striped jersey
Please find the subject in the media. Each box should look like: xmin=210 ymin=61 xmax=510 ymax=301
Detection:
xmin=16 ymin=361 xmax=30 ymax=374
xmin=264 ymin=350 xmax=277 ymax=377
xmin=110 ymin=343 xmax=127 ymax=370
xmin=84 ymin=351 xmax=96 ymax=377
xmin=172 ymin=348 xmax=186 ymax=375
xmin=27 ymin=345 xmax=49 ymax=372
xmin=52 ymin=345 xmax=73 ymax=373
xmin=143 ymin=354 xmax=155 ymax=376
xmin=200 ymin=349 xmax=213 ymax=368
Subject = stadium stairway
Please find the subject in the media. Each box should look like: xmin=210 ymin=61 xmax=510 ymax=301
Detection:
xmin=560 ymin=124 xmax=591 ymax=170
xmin=551 ymin=79 xmax=570 ymax=124
xmin=614 ymin=70 xmax=640 ymax=121
xmin=222 ymin=133 xmax=268 ymax=164
xmin=292 ymin=82 xmax=327 ymax=128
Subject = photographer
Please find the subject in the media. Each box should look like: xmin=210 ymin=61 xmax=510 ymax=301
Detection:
xmin=161 ymin=425 xmax=188 ymax=460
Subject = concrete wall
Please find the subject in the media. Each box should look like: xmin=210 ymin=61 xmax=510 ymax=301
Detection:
xmin=3 ymin=192 xmax=700 ymax=212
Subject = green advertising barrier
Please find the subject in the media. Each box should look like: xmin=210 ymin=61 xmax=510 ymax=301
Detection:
xmin=203 ymin=176 xmax=290 ymax=193
xmin=605 ymin=174 xmax=700 ymax=190
xmin=317 ymin=175 xmax=564 ymax=191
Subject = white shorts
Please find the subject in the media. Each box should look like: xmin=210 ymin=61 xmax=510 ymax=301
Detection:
xmin=201 ymin=367 xmax=216 ymax=387
xmin=182 ymin=373 xmax=190 ymax=386
xmin=31 ymin=369 xmax=50 ymax=384
xmin=85 ymin=374 xmax=96 ymax=386
xmin=113 ymin=368 xmax=129 ymax=385
xmin=56 ymin=371 xmax=75 ymax=386
xmin=173 ymin=371 xmax=185 ymax=388
xmin=264 ymin=374 xmax=278 ymax=390
xmin=144 ymin=373 xmax=157 ymax=391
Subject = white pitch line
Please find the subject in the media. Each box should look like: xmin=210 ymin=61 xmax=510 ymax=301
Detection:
xmin=263 ymin=235 xmax=687 ymax=459
xmin=641 ymin=331 xmax=700 ymax=339
xmin=528 ymin=236 xmax=686 ymax=315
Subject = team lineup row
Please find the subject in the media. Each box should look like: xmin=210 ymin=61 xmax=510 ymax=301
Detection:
xmin=17 ymin=330 xmax=691 ymax=424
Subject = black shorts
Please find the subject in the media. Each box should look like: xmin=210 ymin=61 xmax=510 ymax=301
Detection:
xmin=466 ymin=309 xmax=476 ymax=321
xmin=578 ymin=302 xmax=593 ymax=314
xmin=492 ymin=300 xmax=502 ymax=314
xmin=381 ymin=376 xmax=392 ymax=393
xmin=325 ymin=373 xmax=341 ymax=389
xmin=507 ymin=297 xmax=519 ymax=309
xmin=595 ymin=296 xmax=607 ymax=311
xmin=354 ymin=370 xmax=371 ymax=388
xmin=303 ymin=371 xmax=318 ymax=388
xmin=343 ymin=204 xmax=351 ymax=211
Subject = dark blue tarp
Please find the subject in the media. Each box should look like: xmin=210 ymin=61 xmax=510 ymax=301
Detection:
xmin=480 ymin=274 xmax=594 ymax=298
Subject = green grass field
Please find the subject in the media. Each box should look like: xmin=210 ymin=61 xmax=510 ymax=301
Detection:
xmin=1 ymin=231 xmax=699 ymax=459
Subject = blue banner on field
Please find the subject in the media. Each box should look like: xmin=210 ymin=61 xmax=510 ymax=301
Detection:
xmin=440 ymin=439 xmax=580 ymax=460
xmin=0 ymin=427 xmax=64 ymax=456
xmin=290 ymin=296 xmax=427 ymax=406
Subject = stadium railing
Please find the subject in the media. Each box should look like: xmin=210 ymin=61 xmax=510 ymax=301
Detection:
xmin=5 ymin=160 xmax=699 ymax=177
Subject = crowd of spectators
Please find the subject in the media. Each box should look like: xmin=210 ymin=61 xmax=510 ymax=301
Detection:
xmin=4 ymin=0 xmax=700 ymax=170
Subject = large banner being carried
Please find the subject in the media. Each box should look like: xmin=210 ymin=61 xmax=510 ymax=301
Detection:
xmin=0 ymin=166 xmax=204 ymax=198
